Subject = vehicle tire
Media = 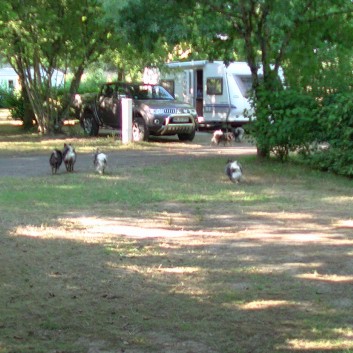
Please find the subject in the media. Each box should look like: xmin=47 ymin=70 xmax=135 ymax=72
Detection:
xmin=132 ymin=117 xmax=149 ymax=142
xmin=81 ymin=111 xmax=99 ymax=136
xmin=178 ymin=130 xmax=196 ymax=141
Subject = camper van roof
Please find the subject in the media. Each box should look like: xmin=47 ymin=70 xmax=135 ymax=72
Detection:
xmin=165 ymin=60 xmax=253 ymax=74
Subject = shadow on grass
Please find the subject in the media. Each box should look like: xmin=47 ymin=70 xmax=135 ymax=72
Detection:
xmin=0 ymin=145 xmax=353 ymax=352
xmin=1 ymin=205 xmax=353 ymax=353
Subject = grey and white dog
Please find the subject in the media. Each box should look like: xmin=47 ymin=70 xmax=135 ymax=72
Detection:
xmin=63 ymin=143 xmax=76 ymax=172
xmin=93 ymin=149 xmax=107 ymax=174
xmin=225 ymin=159 xmax=243 ymax=183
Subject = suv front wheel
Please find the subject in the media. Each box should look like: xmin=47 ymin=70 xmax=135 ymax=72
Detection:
xmin=132 ymin=117 xmax=149 ymax=142
xmin=178 ymin=130 xmax=196 ymax=142
xmin=81 ymin=110 xmax=99 ymax=136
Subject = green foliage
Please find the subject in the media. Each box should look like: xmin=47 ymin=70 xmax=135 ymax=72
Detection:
xmin=0 ymin=85 xmax=9 ymax=108
xmin=0 ymin=86 xmax=24 ymax=120
xmin=248 ymin=88 xmax=320 ymax=161
xmin=62 ymin=69 xmax=108 ymax=95
xmin=303 ymin=92 xmax=353 ymax=176
xmin=285 ymin=16 xmax=353 ymax=95
xmin=0 ymin=0 xmax=112 ymax=133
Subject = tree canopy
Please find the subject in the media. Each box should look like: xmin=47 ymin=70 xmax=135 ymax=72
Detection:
xmin=1 ymin=0 xmax=353 ymax=137
xmin=0 ymin=0 xmax=112 ymax=132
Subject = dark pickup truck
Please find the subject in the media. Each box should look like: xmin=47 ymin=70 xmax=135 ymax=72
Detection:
xmin=78 ymin=82 xmax=198 ymax=141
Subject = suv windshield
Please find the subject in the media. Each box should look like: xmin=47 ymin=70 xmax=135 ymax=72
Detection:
xmin=130 ymin=84 xmax=174 ymax=100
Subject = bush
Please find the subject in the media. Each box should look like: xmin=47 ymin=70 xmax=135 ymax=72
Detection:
xmin=0 ymin=86 xmax=24 ymax=120
xmin=303 ymin=92 xmax=353 ymax=177
xmin=248 ymin=88 xmax=320 ymax=161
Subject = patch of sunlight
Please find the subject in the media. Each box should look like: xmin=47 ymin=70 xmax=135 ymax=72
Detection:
xmin=333 ymin=327 xmax=353 ymax=338
xmin=323 ymin=196 xmax=353 ymax=204
xmin=250 ymin=211 xmax=313 ymax=220
xmin=334 ymin=219 xmax=353 ymax=228
xmin=237 ymin=300 xmax=297 ymax=310
xmin=158 ymin=267 xmax=199 ymax=274
xmin=56 ymin=185 xmax=81 ymax=190
xmin=11 ymin=216 xmax=230 ymax=242
xmin=296 ymin=273 xmax=353 ymax=283
xmin=77 ymin=216 xmax=190 ymax=238
xmin=282 ymin=338 xmax=353 ymax=350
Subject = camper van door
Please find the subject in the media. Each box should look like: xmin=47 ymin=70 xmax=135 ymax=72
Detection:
xmin=203 ymin=63 xmax=230 ymax=127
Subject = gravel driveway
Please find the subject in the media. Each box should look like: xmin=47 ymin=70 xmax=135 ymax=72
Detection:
xmin=0 ymin=133 xmax=256 ymax=177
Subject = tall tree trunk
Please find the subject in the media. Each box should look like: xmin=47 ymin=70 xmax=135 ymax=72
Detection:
xmin=21 ymin=85 xmax=36 ymax=130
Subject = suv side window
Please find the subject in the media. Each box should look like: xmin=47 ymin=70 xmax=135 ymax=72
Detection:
xmin=116 ymin=85 xmax=128 ymax=99
xmin=102 ymin=84 xmax=114 ymax=98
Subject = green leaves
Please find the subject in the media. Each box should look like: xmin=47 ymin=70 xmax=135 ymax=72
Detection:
xmin=248 ymin=88 xmax=320 ymax=161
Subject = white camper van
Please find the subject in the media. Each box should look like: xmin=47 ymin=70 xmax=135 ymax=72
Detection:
xmin=158 ymin=60 xmax=259 ymax=130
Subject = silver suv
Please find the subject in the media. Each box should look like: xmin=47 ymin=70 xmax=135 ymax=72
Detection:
xmin=80 ymin=82 xmax=197 ymax=141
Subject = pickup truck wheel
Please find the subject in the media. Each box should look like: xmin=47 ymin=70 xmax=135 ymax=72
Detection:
xmin=178 ymin=130 xmax=196 ymax=141
xmin=82 ymin=111 xmax=99 ymax=136
xmin=132 ymin=117 xmax=149 ymax=142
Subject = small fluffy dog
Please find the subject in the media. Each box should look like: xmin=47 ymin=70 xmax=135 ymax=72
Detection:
xmin=49 ymin=149 xmax=63 ymax=174
xmin=63 ymin=143 xmax=76 ymax=172
xmin=211 ymin=129 xmax=234 ymax=146
xmin=93 ymin=149 xmax=107 ymax=174
xmin=225 ymin=159 xmax=243 ymax=183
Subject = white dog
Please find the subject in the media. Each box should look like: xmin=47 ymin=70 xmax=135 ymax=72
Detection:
xmin=225 ymin=159 xmax=243 ymax=183
xmin=93 ymin=149 xmax=107 ymax=174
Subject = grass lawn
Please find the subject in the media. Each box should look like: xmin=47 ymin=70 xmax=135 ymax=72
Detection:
xmin=1 ymin=111 xmax=353 ymax=353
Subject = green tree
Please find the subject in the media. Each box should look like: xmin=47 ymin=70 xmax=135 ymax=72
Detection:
xmin=109 ymin=0 xmax=353 ymax=157
xmin=0 ymin=0 xmax=111 ymax=133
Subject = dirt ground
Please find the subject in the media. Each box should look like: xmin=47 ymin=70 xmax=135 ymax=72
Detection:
xmin=2 ymin=111 xmax=353 ymax=353
xmin=0 ymin=132 xmax=257 ymax=177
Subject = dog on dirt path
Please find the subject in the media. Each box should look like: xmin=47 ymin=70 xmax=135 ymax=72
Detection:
xmin=93 ymin=149 xmax=107 ymax=175
xmin=63 ymin=143 xmax=76 ymax=172
xmin=211 ymin=129 xmax=234 ymax=146
xmin=232 ymin=127 xmax=245 ymax=142
xmin=49 ymin=149 xmax=63 ymax=174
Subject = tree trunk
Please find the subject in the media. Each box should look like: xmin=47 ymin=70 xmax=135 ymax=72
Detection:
xmin=21 ymin=85 xmax=36 ymax=130
xmin=257 ymin=146 xmax=269 ymax=158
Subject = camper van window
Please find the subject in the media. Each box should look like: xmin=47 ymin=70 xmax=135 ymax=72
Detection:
xmin=160 ymin=80 xmax=175 ymax=96
xmin=234 ymin=75 xmax=253 ymax=98
xmin=206 ymin=78 xmax=223 ymax=95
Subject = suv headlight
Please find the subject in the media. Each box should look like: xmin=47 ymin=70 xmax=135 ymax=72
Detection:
xmin=149 ymin=108 xmax=164 ymax=115
xmin=189 ymin=108 xmax=197 ymax=115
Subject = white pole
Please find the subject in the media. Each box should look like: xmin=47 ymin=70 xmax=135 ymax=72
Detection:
xmin=121 ymin=98 xmax=132 ymax=144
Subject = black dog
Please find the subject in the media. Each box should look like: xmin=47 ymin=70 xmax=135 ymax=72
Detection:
xmin=232 ymin=127 xmax=245 ymax=142
xmin=49 ymin=149 xmax=63 ymax=174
